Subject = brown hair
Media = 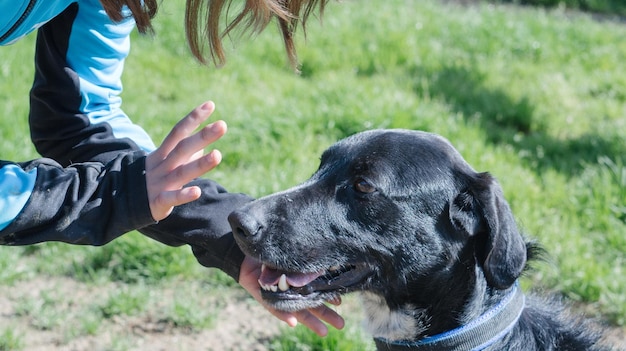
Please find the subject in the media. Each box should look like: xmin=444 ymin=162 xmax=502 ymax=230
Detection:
xmin=100 ymin=0 xmax=328 ymax=69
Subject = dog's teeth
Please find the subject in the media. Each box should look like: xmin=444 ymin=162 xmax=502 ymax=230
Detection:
xmin=258 ymin=279 xmax=270 ymax=291
xmin=261 ymin=264 xmax=266 ymax=273
xmin=329 ymin=265 xmax=340 ymax=272
xmin=278 ymin=274 xmax=290 ymax=291
xmin=270 ymin=285 xmax=278 ymax=292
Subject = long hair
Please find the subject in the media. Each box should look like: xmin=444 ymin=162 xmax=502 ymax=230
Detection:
xmin=100 ymin=0 xmax=328 ymax=69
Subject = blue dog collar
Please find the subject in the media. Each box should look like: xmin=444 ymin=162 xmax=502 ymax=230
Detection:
xmin=374 ymin=283 xmax=525 ymax=351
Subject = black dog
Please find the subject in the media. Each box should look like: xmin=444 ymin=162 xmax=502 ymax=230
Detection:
xmin=229 ymin=129 xmax=609 ymax=351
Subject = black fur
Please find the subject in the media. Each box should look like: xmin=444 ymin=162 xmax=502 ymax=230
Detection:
xmin=229 ymin=129 xmax=609 ymax=350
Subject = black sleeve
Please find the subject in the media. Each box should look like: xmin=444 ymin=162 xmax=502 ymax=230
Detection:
xmin=0 ymin=152 xmax=155 ymax=246
xmin=139 ymin=179 xmax=254 ymax=279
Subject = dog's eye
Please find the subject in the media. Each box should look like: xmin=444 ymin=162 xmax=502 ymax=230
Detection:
xmin=354 ymin=178 xmax=376 ymax=194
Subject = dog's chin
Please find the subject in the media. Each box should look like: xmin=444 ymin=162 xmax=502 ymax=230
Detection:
xmin=263 ymin=291 xmax=339 ymax=312
xmin=258 ymin=262 xmax=374 ymax=312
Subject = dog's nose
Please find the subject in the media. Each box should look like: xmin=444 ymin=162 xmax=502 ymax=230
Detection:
xmin=228 ymin=210 xmax=263 ymax=241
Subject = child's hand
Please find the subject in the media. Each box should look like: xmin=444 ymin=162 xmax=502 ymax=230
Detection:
xmin=145 ymin=101 xmax=225 ymax=221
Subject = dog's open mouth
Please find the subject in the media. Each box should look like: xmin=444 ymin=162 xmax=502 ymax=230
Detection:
xmin=257 ymin=262 xmax=373 ymax=304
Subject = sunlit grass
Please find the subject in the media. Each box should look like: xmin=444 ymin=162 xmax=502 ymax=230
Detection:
xmin=0 ymin=0 xmax=624 ymax=348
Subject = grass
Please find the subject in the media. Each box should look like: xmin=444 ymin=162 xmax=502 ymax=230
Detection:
xmin=269 ymin=323 xmax=375 ymax=351
xmin=494 ymin=0 xmax=626 ymax=16
xmin=0 ymin=0 xmax=625 ymax=349
xmin=0 ymin=329 xmax=23 ymax=351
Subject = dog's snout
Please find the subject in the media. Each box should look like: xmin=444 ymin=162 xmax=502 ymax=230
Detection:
xmin=228 ymin=210 xmax=263 ymax=241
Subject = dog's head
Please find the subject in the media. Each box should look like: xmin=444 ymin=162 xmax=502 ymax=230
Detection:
xmin=229 ymin=129 xmax=527 ymax=312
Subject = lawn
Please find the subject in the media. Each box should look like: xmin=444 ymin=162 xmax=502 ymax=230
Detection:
xmin=0 ymin=0 xmax=624 ymax=349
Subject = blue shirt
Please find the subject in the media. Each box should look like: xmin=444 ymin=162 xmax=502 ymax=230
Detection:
xmin=0 ymin=0 xmax=75 ymax=45
xmin=0 ymin=0 xmax=250 ymax=281
xmin=1 ymin=0 xmax=155 ymax=233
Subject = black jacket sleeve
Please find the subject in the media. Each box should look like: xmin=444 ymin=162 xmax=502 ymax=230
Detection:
xmin=0 ymin=152 xmax=155 ymax=246
xmin=139 ymin=179 xmax=253 ymax=279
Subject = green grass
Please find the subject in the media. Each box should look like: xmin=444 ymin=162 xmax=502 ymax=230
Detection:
xmin=0 ymin=329 xmax=23 ymax=351
xmin=494 ymin=0 xmax=626 ymax=16
xmin=269 ymin=323 xmax=375 ymax=351
xmin=0 ymin=0 xmax=625 ymax=348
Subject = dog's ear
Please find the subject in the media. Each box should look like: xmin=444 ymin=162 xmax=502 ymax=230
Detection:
xmin=449 ymin=172 xmax=527 ymax=289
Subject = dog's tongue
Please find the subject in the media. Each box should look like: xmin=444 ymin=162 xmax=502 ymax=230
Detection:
xmin=259 ymin=265 xmax=323 ymax=287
